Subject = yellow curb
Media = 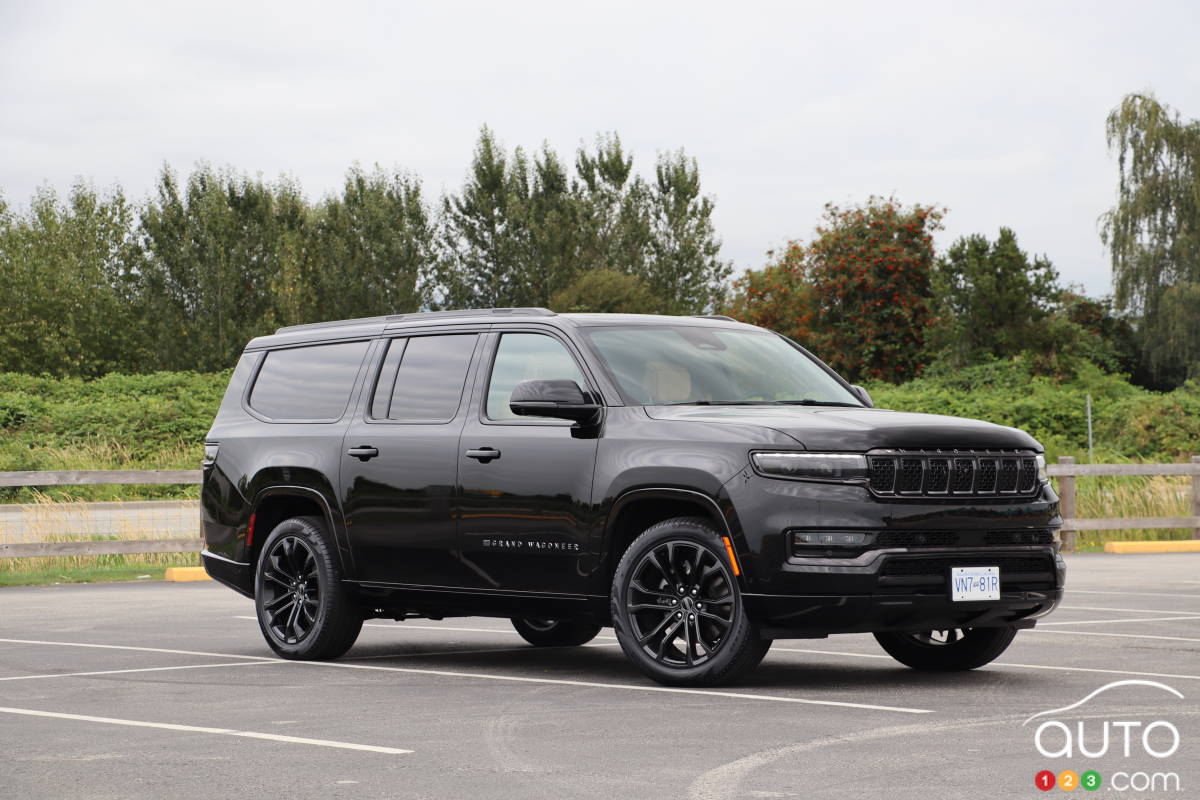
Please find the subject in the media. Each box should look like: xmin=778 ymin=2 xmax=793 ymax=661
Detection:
xmin=164 ymin=566 xmax=212 ymax=582
xmin=1104 ymin=540 xmax=1200 ymax=554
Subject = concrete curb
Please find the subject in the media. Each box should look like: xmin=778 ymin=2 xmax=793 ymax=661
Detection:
xmin=164 ymin=566 xmax=212 ymax=582
xmin=1103 ymin=540 xmax=1200 ymax=554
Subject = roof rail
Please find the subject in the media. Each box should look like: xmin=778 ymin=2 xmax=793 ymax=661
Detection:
xmin=692 ymin=314 xmax=737 ymax=322
xmin=274 ymin=315 xmax=389 ymax=334
xmin=275 ymin=308 xmax=557 ymax=334
xmin=385 ymin=307 xmax=557 ymax=323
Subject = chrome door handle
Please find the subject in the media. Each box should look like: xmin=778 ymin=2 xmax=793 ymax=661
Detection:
xmin=465 ymin=447 xmax=501 ymax=463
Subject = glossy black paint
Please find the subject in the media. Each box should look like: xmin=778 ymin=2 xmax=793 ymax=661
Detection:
xmin=201 ymin=311 xmax=1064 ymax=635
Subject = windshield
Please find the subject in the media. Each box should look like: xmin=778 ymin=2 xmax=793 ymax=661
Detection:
xmin=582 ymin=326 xmax=862 ymax=407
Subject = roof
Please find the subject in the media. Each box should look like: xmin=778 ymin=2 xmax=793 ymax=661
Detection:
xmin=247 ymin=308 xmax=754 ymax=350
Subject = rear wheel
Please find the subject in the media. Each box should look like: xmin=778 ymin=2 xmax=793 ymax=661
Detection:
xmin=611 ymin=517 xmax=770 ymax=687
xmin=873 ymin=626 xmax=1017 ymax=670
xmin=254 ymin=516 xmax=363 ymax=660
xmin=511 ymin=617 xmax=601 ymax=647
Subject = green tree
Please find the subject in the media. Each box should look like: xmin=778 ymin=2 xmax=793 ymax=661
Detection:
xmin=930 ymin=228 xmax=1061 ymax=362
xmin=305 ymin=165 xmax=434 ymax=324
xmin=549 ymin=268 xmax=659 ymax=313
xmin=137 ymin=165 xmax=310 ymax=371
xmin=1101 ymin=92 xmax=1200 ymax=385
xmin=724 ymin=243 xmax=816 ymax=342
xmin=804 ymin=198 xmax=943 ymax=382
xmin=0 ymin=182 xmax=141 ymax=376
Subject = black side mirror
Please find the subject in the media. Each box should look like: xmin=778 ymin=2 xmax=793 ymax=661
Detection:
xmin=850 ymin=384 xmax=874 ymax=408
xmin=509 ymin=379 xmax=601 ymax=423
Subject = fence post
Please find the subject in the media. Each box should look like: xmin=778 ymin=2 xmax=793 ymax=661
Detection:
xmin=1192 ymin=455 xmax=1200 ymax=540
xmin=1058 ymin=456 xmax=1077 ymax=552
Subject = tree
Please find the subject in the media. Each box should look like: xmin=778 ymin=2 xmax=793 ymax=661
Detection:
xmin=549 ymin=268 xmax=660 ymax=313
xmin=137 ymin=165 xmax=310 ymax=372
xmin=930 ymin=228 xmax=1061 ymax=362
xmin=1101 ymin=93 xmax=1200 ymax=385
xmin=724 ymin=243 xmax=816 ymax=343
xmin=804 ymin=198 xmax=943 ymax=382
xmin=0 ymin=182 xmax=141 ymax=376
xmin=304 ymin=165 xmax=433 ymax=324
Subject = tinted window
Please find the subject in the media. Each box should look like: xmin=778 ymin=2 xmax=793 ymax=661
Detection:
xmin=486 ymin=333 xmax=587 ymax=420
xmin=372 ymin=334 xmax=477 ymax=423
xmin=250 ymin=341 xmax=369 ymax=420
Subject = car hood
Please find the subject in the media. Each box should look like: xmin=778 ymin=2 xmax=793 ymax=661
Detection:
xmin=643 ymin=405 xmax=1041 ymax=451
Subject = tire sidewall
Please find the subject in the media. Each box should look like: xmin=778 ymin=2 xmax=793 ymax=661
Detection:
xmin=611 ymin=518 xmax=756 ymax=685
xmin=254 ymin=517 xmax=341 ymax=658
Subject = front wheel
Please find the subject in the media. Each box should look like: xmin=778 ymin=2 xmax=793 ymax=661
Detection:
xmin=873 ymin=626 xmax=1018 ymax=670
xmin=611 ymin=517 xmax=771 ymax=687
xmin=511 ymin=617 xmax=601 ymax=647
xmin=254 ymin=516 xmax=363 ymax=660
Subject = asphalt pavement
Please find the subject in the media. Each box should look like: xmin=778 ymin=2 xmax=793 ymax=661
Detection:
xmin=1 ymin=553 xmax=1198 ymax=799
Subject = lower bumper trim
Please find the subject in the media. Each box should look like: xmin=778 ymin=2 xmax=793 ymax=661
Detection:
xmin=201 ymin=549 xmax=254 ymax=598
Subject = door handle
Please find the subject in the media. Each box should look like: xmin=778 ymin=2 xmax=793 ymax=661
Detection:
xmin=347 ymin=446 xmax=379 ymax=461
xmin=465 ymin=447 xmax=501 ymax=463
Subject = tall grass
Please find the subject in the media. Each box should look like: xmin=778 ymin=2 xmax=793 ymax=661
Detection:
xmin=1070 ymin=475 xmax=1194 ymax=549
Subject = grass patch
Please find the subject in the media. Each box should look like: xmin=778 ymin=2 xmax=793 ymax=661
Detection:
xmin=0 ymin=565 xmax=174 ymax=586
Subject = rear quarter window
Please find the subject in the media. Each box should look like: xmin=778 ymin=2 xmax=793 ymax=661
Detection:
xmin=249 ymin=340 xmax=370 ymax=421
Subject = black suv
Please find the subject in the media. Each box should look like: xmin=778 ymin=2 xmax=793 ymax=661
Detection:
xmin=201 ymin=308 xmax=1064 ymax=686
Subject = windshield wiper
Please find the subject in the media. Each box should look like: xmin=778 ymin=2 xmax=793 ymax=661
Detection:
xmin=773 ymin=399 xmax=863 ymax=407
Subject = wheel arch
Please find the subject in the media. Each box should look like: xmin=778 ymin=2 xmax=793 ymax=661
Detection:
xmin=602 ymin=488 xmax=745 ymax=592
xmin=248 ymin=486 xmax=348 ymax=576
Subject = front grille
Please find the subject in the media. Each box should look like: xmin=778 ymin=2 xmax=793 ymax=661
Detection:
xmin=875 ymin=529 xmax=1054 ymax=548
xmin=868 ymin=449 xmax=1040 ymax=498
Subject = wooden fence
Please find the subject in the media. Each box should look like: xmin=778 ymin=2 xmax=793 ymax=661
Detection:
xmin=2 ymin=460 xmax=1199 ymax=557
xmin=0 ymin=470 xmax=202 ymax=558
xmin=1049 ymin=456 xmax=1200 ymax=551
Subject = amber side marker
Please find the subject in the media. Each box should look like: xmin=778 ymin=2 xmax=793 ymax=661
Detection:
xmin=721 ymin=536 xmax=742 ymax=576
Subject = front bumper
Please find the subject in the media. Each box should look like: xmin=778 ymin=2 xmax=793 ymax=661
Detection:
xmin=741 ymin=547 xmax=1066 ymax=636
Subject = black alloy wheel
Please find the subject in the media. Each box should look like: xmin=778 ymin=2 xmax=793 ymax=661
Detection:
xmin=260 ymin=535 xmax=320 ymax=645
xmin=612 ymin=517 xmax=770 ymax=687
xmin=873 ymin=625 xmax=1018 ymax=670
xmin=625 ymin=540 xmax=735 ymax=667
xmin=254 ymin=516 xmax=363 ymax=660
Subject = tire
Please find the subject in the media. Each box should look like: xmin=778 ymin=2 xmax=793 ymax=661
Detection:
xmin=611 ymin=517 xmax=771 ymax=687
xmin=254 ymin=516 xmax=363 ymax=660
xmin=873 ymin=626 xmax=1018 ymax=670
xmin=511 ymin=617 xmax=602 ymax=647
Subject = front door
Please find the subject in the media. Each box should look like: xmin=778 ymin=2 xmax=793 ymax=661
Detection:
xmin=341 ymin=331 xmax=483 ymax=586
xmin=457 ymin=330 xmax=601 ymax=594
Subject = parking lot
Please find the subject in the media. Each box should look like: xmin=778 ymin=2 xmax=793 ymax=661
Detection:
xmin=2 ymin=553 xmax=1198 ymax=799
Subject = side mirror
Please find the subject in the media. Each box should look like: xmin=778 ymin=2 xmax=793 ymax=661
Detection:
xmin=850 ymin=384 xmax=874 ymax=408
xmin=509 ymin=379 xmax=601 ymax=423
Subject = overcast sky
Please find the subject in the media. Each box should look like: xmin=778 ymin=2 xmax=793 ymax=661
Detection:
xmin=2 ymin=1 xmax=1197 ymax=297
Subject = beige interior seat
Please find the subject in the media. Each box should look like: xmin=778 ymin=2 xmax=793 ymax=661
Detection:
xmin=642 ymin=360 xmax=692 ymax=404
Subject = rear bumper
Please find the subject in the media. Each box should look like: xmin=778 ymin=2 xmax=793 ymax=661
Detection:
xmin=201 ymin=549 xmax=254 ymax=598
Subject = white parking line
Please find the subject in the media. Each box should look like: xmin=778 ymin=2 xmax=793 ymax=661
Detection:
xmin=0 ymin=660 xmax=279 ymax=682
xmin=770 ymin=647 xmax=1200 ymax=682
xmin=0 ymin=706 xmax=412 ymax=754
xmin=1025 ymin=629 xmax=1200 ymax=644
xmin=0 ymin=637 xmax=931 ymax=714
xmin=1039 ymin=614 xmax=1200 ymax=626
xmin=1067 ymin=589 xmax=1200 ymax=600
xmin=1062 ymin=605 xmax=1200 ymax=615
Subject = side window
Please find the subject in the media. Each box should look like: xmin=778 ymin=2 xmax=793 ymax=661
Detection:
xmin=486 ymin=333 xmax=587 ymax=420
xmin=249 ymin=340 xmax=369 ymax=421
xmin=370 ymin=334 xmax=477 ymax=423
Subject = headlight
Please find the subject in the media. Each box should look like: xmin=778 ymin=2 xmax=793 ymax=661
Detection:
xmin=1035 ymin=454 xmax=1047 ymax=483
xmin=751 ymin=452 xmax=869 ymax=483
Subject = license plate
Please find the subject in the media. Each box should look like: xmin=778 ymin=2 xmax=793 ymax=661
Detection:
xmin=950 ymin=566 xmax=1000 ymax=601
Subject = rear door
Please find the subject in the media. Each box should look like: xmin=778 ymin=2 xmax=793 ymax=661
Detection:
xmin=456 ymin=329 xmax=601 ymax=594
xmin=340 ymin=330 xmax=484 ymax=586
